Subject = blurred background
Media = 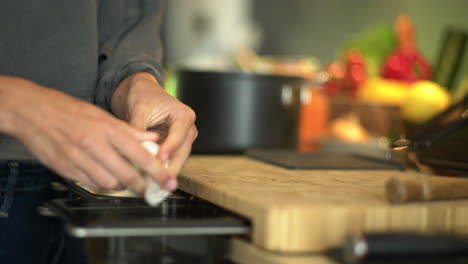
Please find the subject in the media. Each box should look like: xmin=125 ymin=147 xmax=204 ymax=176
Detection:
xmin=162 ymin=0 xmax=468 ymax=152
xmin=164 ymin=0 xmax=468 ymax=78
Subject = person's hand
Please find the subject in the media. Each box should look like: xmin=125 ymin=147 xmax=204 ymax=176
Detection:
xmin=0 ymin=76 xmax=169 ymax=194
xmin=111 ymin=72 xmax=197 ymax=190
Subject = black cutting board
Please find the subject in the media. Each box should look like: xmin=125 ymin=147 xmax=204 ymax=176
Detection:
xmin=246 ymin=149 xmax=404 ymax=170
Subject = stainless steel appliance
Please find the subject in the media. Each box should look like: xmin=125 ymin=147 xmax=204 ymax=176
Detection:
xmin=41 ymin=183 xmax=250 ymax=263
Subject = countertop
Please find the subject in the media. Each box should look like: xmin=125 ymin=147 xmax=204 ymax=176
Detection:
xmin=178 ymin=155 xmax=468 ymax=255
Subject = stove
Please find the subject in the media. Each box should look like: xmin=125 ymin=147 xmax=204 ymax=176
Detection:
xmin=40 ymin=182 xmax=251 ymax=264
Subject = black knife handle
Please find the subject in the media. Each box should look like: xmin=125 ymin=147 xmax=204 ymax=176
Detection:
xmin=343 ymin=233 xmax=468 ymax=263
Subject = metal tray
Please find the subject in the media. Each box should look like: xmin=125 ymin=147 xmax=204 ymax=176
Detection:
xmin=43 ymin=184 xmax=251 ymax=238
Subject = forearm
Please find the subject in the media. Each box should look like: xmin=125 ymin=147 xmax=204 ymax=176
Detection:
xmin=0 ymin=76 xmax=89 ymax=138
xmin=0 ymin=76 xmax=33 ymax=135
xmin=110 ymin=72 xmax=161 ymax=121
xmin=96 ymin=0 xmax=165 ymax=111
xmin=0 ymin=73 xmax=168 ymax=193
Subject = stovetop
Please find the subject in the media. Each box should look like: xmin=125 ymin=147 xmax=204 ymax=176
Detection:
xmin=38 ymin=182 xmax=251 ymax=264
xmin=43 ymin=183 xmax=250 ymax=238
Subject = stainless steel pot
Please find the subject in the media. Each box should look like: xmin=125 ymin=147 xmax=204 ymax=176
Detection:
xmin=176 ymin=70 xmax=305 ymax=153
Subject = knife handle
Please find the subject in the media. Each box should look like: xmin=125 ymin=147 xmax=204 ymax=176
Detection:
xmin=343 ymin=233 xmax=468 ymax=263
xmin=385 ymin=174 xmax=468 ymax=203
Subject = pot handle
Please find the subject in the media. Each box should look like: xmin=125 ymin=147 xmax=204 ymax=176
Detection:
xmin=281 ymin=84 xmax=294 ymax=107
xmin=283 ymin=72 xmax=329 ymax=107
xmin=281 ymin=80 xmax=307 ymax=108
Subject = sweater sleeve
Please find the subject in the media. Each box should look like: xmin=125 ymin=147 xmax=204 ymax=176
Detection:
xmin=94 ymin=0 xmax=166 ymax=111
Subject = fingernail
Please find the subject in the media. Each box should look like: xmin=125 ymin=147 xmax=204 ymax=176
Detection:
xmin=165 ymin=179 xmax=178 ymax=191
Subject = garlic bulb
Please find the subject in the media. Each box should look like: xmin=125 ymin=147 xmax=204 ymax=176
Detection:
xmin=141 ymin=141 xmax=171 ymax=206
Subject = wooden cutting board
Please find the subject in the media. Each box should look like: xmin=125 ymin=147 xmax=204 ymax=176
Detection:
xmin=178 ymin=155 xmax=468 ymax=253
xmin=226 ymin=237 xmax=336 ymax=264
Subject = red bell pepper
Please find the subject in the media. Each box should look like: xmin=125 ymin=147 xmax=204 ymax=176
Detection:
xmin=341 ymin=49 xmax=367 ymax=98
xmin=381 ymin=15 xmax=431 ymax=83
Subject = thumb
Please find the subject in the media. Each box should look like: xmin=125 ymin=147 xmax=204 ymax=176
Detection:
xmin=129 ymin=108 xmax=150 ymax=131
xmin=126 ymin=110 xmax=158 ymax=141
xmin=126 ymin=126 xmax=159 ymax=142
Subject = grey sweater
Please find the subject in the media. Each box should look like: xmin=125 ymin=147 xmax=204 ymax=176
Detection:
xmin=0 ymin=0 xmax=165 ymax=160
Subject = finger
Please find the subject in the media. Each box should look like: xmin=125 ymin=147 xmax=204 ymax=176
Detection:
xmin=67 ymin=166 xmax=101 ymax=190
xmin=123 ymin=122 xmax=160 ymax=142
xmin=93 ymin=143 xmax=148 ymax=194
xmin=110 ymin=129 xmax=170 ymax=185
xmin=129 ymin=103 xmax=151 ymax=130
xmin=158 ymin=117 xmax=194 ymax=162
xmin=69 ymin=147 xmax=122 ymax=190
xmin=54 ymin=159 xmax=100 ymax=189
xmin=80 ymin=180 xmax=100 ymax=190
xmin=35 ymin=139 xmax=102 ymax=189
xmin=167 ymin=125 xmax=197 ymax=180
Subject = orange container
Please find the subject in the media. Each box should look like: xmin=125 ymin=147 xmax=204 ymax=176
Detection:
xmin=298 ymin=87 xmax=329 ymax=152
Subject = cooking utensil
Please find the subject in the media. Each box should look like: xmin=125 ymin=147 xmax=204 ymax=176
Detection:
xmin=73 ymin=182 xmax=140 ymax=198
xmin=177 ymin=70 xmax=306 ymax=153
xmin=390 ymin=96 xmax=468 ymax=175
xmin=342 ymin=233 xmax=468 ymax=264
xmin=386 ymin=173 xmax=468 ymax=203
xmin=247 ymin=149 xmax=404 ymax=170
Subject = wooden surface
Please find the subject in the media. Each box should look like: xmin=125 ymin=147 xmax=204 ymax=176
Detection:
xmin=386 ymin=174 xmax=468 ymax=203
xmin=226 ymin=237 xmax=336 ymax=264
xmin=179 ymin=155 xmax=468 ymax=253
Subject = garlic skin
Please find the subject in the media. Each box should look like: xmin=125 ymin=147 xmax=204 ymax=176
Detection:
xmin=141 ymin=141 xmax=171 ymax=206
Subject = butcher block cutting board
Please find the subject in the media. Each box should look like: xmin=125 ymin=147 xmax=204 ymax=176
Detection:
xmin=178 ymin=155 xmax=468 ymax=253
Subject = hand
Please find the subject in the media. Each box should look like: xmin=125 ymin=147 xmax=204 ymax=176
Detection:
xmin=111 ymin=72 xmax=197 ymax=189
xmin=0 ymin=76 xmax=168 ymax=194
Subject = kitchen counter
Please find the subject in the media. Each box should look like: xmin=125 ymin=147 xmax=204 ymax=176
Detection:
xmin=178 ymin=155 xmax=468 ymax=261
xmin=10 ymin=154 xmax=468 ymax=264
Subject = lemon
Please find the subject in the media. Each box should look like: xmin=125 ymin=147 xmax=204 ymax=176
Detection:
xmin=358 ymin=78 xmax=409 ymax=106
xmin=402 ymin=81 xmax=450 ymax=124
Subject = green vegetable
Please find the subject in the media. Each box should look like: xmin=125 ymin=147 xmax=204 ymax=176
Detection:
xmin=338 ymin=24 xmax=396 ymax=77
